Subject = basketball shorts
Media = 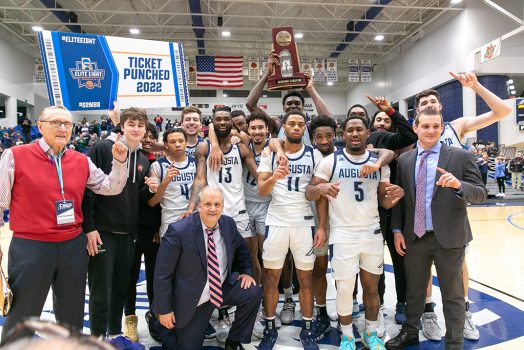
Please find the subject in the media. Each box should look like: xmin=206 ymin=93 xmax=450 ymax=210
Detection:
xmin=331 ymin=238 xmax=384 ymax=280
xmin=246 ymin=200 xmax=270 ymax=236
xmin=263 ymin=225 xmax=315 ymax=271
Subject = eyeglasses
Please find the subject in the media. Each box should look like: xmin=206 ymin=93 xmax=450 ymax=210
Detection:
xmin=40 ymin=120 xmax=74 ymax=129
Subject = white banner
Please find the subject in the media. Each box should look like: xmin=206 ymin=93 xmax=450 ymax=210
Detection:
xmin=248 ymin=57 xmax=260 ymax=81
xmin=301 ymin=58 xmax=313 ymax=75
xmin=187 ymin=59 xmax=196 ymax=85
xmin=360 ymin=59 xmax=372 ymax=83
xmin=326 ymin=58 xmax=338 ymax=82
xmin=480 ymin=38 xmax=501 ymax=64
xmin=348 ymin=59 xmax=359 ymax=82
xmin=260 ymin=57 xmax=268 ymax=76
xmin=314 ymin=58 xmax=326 ymax=82
xmin=34 ymin=58 xmax=46 ymax=83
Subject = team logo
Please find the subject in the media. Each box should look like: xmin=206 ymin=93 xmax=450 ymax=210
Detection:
xmin=69 ymin=57 xmax=105 ymax=89
xmin=483 ymin=43 xmax=496 ymax=61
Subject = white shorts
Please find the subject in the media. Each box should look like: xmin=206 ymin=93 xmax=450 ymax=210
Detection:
xmin=235 ymin=218 xmax=253 ymax=239
xmin=263 ymin=226 xmax=315 ymax=271
xmin=246 ymin=200 xmax=270 ymax=235
xmin=331 ymin=239 xmax=384 ymax=280
xmin=314 ymin=227 xmax=330 ymax=257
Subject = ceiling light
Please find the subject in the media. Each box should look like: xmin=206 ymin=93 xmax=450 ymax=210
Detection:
xmin=509 ymin=85 xmax=515 ymax=90
xmin=129 ymin=28 xmax=140 ymax=35
xmin=223 ymin=93 xmax=228 ymax=97
xmin=327 ymin=82 xmax=334 ymax=86
xmin=222 ymin=31 xmax=231 ymax=37
xmin=511 ymin=90 xmax=516 ymax=95
xmin=32 ymin=26 xmax=43 ymax=32
xmin=294 ymin=33 xmax=304 ymax=39
xmin=507 ymin=79 xmax=514 ymax=84
xmin=262 ymin=94 xmax=268 ymax=98
xmin=450 ymin=0 xmax=462 ymax=4
xmin=374 ymin=35 xmax=384 ymax=41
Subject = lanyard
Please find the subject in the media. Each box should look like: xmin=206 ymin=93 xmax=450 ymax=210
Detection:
xmin=53 ymin=153 xmax=66 ymax=201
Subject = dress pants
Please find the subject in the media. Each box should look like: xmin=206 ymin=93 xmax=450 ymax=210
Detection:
xmin=155 ymin=279 xmax=262 ymax=350
xmin=402 ymin=232 xmax=465 ymax=350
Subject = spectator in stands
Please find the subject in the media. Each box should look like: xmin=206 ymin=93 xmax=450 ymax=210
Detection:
xmin=495 ymin=157 xmax=507 ymax=197
xmin=154 ymin=114 xmax=163 ymax=131
xmin=477 ymin=152 xmax=489 ymax=185
xmin=21 ymin=118 xmax=32 ymax=143
xmin=486 ymin=141 xmax=499 ymax=158
xmin=2 ymin=132 xmax=13 ymax=149
xmin=509 ymin=152 xmax=524 ymax=190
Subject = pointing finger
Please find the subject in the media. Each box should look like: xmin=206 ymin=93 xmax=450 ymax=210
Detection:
xmin=436 ymin=167 xmax=448 ymax=174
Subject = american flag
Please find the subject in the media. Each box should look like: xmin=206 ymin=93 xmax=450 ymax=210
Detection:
xmin=196 ymin=55 xmax=244 ymax=87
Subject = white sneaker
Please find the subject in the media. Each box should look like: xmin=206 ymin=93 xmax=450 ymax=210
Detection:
xmin=329 ymin=311 xmax=339 ymax=322
xmin=275 ymin=313 xmax=282 ymax=328
xmin=280 ymin=298 xmax=296 ymax=325
xmin=421 ymin=312 xmax=442 ymax=341
xmin=376 ymin=306 xmax=386 ymax=337
xmin=464 ymin=311 xmax=480 ymax=340
xmin=253 ymin=311 xmax=265 ymax=339
xmin=216 ymin=317 xmax=231 ymax=343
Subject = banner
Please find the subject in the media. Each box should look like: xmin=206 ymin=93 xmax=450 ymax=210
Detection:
xmin=34 ymin=58 xmax=46 ymax=83
xmin=37 ymin=30 xmax=189 ymax=111
xmin=187 ymin=59 xmax=197 ymax=85
xmin=360 ymin=59 xmax=372 ymax=83
xmin=348 ymin=59 xmax=359 ymax=82
xmin=301 ymin=58 xmax=312 ymax=76
xmin=313 ymin=58 xmax=326 ymax=82
xmin=326 ymin=58 xmax=338 ymax=83
xmin=480 ymin=38 xmax=501 ymax=64
xmin=248 ymin=57 xmax=260 ymax=81
xmin=260 ymin=57 xmax=268 ymax=76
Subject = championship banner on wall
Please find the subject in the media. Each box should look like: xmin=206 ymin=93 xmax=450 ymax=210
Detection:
xmin=260 ymin=57 xmax=268 ymax=76
xmin=301 ymin=58 xmax=312 ymax=75
xmin=348 ymin=59 xmax=359 ymax=82
xmin=248 ymin=57 xmax=260 ymax=81
xmin=313 ymin=58 xmax=326 ymax=82
xmin=34 ymin=58 xmax=46 ymax=83
xmin=187 ymin=59 xmax=197 ymax=85
xmin=360 ymin=59 xmax=372 ymax=83
xmin=37 ymin=30 xmax=189 ymax=111
xmin=326 ymin=58 xmax=338 ymax=83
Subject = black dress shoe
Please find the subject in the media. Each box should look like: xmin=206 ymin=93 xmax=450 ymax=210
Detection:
xmin=385 ymin=330 xmax=419 ymax=349
xmin=224 ymin=339 xmax=244 ymax=350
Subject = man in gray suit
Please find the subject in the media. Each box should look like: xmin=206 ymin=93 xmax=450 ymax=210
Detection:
xmin=385 ymin=109 xmax=487 ymax=350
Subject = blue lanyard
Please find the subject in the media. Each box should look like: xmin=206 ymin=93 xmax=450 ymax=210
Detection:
xmin=53 ymin=153 xmax=66 ymax=201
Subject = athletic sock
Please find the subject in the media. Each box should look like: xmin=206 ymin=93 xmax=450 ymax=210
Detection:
xmin=340 ymin=323 xmax=354 ymax=338
xmin=284 ymin=287 xmax=293 ymax=300
xmin=424 ymin=302 xmax=434 ymax=313
xmin=265 ymin=316 xmax=276 ymax=330
xmin=365 ymin=319 xmax=379 ymax=333
xmin=317 ymin=304 xmax=328 ymax=317
xmin=302 ymin=317 xmax=312 ymax=331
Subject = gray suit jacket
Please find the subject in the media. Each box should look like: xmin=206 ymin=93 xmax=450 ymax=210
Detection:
xmin=392 ymin=144 xmax=487 ymax=248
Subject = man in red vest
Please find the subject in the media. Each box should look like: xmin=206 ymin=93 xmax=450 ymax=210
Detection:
xmin=0 ymin=105 xmax=129 ymax=341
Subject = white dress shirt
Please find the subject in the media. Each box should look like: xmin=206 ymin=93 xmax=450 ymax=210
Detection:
xmin=197 ymin=222 xmax=227 ymax=306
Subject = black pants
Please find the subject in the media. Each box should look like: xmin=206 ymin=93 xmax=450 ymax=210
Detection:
xmin=88 ymin=231 xmax=135 ymax=337
xmin=2 ymin=234 xmax=88 ymax=341
xmin=125 ymin=225 xmax=159 ymax=315
xmin=481 ymin=172 xmax=488 ymax=185
xmin=496 ymin=176 xmax=506 ymax=193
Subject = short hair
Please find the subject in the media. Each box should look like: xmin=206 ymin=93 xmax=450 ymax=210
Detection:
xmin=282 ymin=90 xmax=305 ymax=107
xmin=181 ymin=106 xmax=202 ymax=121
xmin=246 ymin=113 xmax=269 ymax=127
xmin=413 ymin=108 xmax=443 ymax=126
xmin=283 ymin=109 xmax=306 ymax=124
xmin=197 ymin=185 xmax=224 ymax=204
xmin=39 ymin=105 xmax=72 ymax=121
xmin=347 ymin=104 xmax=368 ymax=118
xmin=309 ymin=115 xmax=336 ymax=137
xmin=415 ymin=89 xmax=440 ymax=107
xmin=120 ymin=107 xmax=148 ymax=126
xmin=370 ymin=111 xmax=396 ymax=132
xmin=212 ymin=106 xmax=232 ymax=114
xmin=231 ymin=110 xmax=246 ymax=119
xmin=146 ymin=122 xmax=159 ymax=140
xmin=163 ymin=127 xmax=188 ymax=143
xmin=343 ymin=115 xmax=369 ymax=131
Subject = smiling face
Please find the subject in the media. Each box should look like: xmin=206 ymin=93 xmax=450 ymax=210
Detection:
xmin=313 ymin=126 xmax=335 ymax=156
xmin=283 ymin=96 xmax=303 ymax=113
xmin=247 ymin=119 xmax=268 ymax=145
xmin=38 ymin=107 xmax=74 ymax=151
xmin=198 ymin=188 xmax=224 ymax=228
xmin=213 ymin=111 xmax=233 ymax=138
xmin=181 ymin=112 xmax=202 ymax=137
xmin=416 ymin=94 xmax=442 ymax=113
xmin=122 ymin=118 xmax=147 ymax=144
xmin=413 ymin=112 xmax=444 ymax=149
xmin=344 ymin=118 xmax=370 ymax=155
xmin=372 ymin=112 xmax=392 ymax=131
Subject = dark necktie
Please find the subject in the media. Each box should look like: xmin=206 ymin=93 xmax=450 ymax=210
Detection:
xmin=205 ymin=227 xmax=223 ymax=308
xmin=414 ymin=151 xmax=430 ymax=237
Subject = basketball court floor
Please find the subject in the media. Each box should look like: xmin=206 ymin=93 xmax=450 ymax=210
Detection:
xmin=0 ymin=201 xmax=523 ymax=349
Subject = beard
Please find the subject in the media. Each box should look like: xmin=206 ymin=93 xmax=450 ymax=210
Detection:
xmin=215 ymin=125 xmax=232 ymax=138
xmin=286 ymin=135 xmax=302 ymax=144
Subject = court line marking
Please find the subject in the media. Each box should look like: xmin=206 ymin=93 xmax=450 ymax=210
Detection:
xmin=507 ymin=211 xmax=524 ymax=231
xmin=469 ymin=277 xmax=524 ymax=303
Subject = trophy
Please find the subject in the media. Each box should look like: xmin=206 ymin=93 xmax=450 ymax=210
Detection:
xmin=267 ymin=27 xmax=308 ymax=91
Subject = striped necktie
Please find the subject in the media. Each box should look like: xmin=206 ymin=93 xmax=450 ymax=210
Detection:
xmin=414 ymin=150 xmax=430 ymax=237
xmin=205 ymin=227 xmax=223 ymax=308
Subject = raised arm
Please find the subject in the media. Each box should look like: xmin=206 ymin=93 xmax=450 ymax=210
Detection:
xmin=188 ymin=143 xmax=208 ymax=213
xmin=246 ymin=52 xmax=278 ymax=114
xmin=449 ymin=72 xmax=512 ymax=137
xmin=304 ymin=73 xmax=332 ymax=117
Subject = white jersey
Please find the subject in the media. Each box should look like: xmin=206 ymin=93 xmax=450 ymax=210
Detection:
xmin=185 ymin=136 xmax=204 ymax=158
xmin=206 ymin=142 xmax=249 ymax=222
xmin=243 ymin=141 xmax=271 ymax=203
xmin=440 ymin=122 xmax=466 ymax=149
xmin=151 ymin=157 xmax=197 ymax=236
xmin=258 ymin=144 xmax=322 ymax=226
xmin=315 ymin=149 xmax=390 ymax=243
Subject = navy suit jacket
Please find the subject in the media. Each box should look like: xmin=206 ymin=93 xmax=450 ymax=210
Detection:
xmin=153 ymin=212 xmax=253 ymax=329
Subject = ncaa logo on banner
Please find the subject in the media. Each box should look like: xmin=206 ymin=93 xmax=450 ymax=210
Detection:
xmin=69 ymin=57 xmax=105 ymax=89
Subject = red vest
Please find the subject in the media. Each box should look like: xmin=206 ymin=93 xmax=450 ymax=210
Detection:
xmin=10 ymin=143 xmax=89 ymax=242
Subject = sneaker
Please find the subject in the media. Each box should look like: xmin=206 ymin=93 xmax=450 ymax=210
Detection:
xmin=205 ymin=322 xmax=217 ymax=339
xmin=109 ymin=335 xmax=145 ymax=350
xmin=144 ymin=311 xmax=161 ymax=343
xmin=329 ymin=312 xmax=339 ymax=322
xmin=352 ymin=299 xmax=360 ymax=318
xmin=464 ymin=311 xmax=480 ymax=340
xmin=421 ymin=312 xmax=442 ymax=341
xmin=253 ymin=310 xmax=265 ymax=339
xmin=337 ymin=323 xmax=361 ymax=343
xmin=275 ymin=313 xmax=282 ymax=328
xmin=394 ymin=303 xmax=406 ymax=324
xmin=123 ymin=315 xmax=138 ymax=342
xmin=280 ymin=298 xmax=296 ymax=325
xmin=339 ymin=335 xmax=356 ymax=350
xmin=314 ymin=313 xmax=332 ymax=341
xmin=216 ymin=317 xmax=232 ymax=343
xmin=299 ymin=328 xmax=320 ymax=350
xmin=376 ymin=307 xmax=386 ymax=338
xmin=257 ymin=328 xmax=278 ymax=350
xmin=362 ymin=331 xmax=385 ymax=350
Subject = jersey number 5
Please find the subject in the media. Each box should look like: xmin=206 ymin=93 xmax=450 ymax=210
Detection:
xmin=354 ymin=181 xmax=364 ymax=202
